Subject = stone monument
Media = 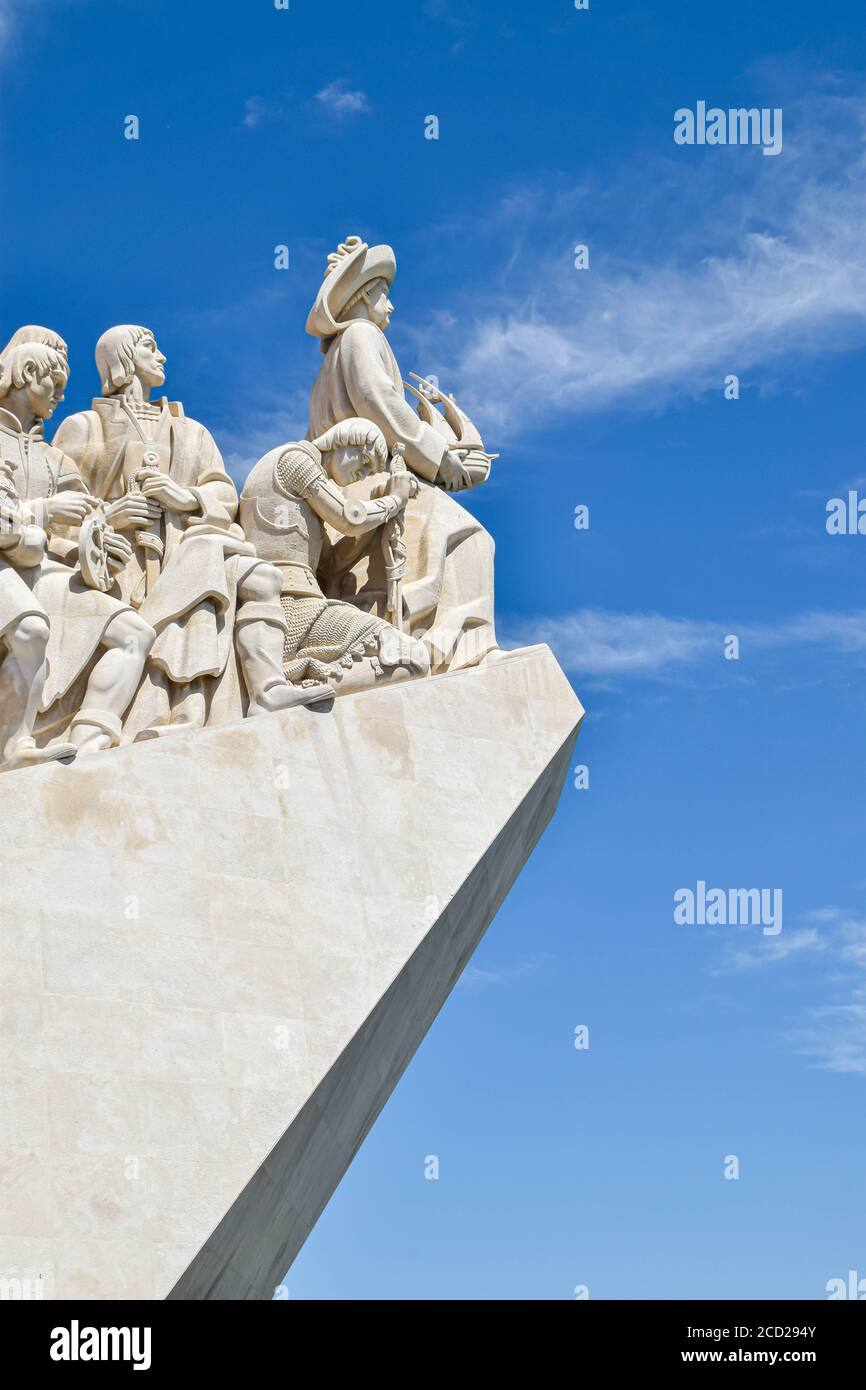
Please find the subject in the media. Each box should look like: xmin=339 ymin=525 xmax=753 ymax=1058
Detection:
xmin=0 ymin=241 xmax=584 ymax=1299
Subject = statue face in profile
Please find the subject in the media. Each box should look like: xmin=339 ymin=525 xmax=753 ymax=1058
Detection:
xmin=360 ymin=278 xmax=393 ymax=331
xmin=30 ymin=359 xmax=67 ymax=421
xmin=48 ymin=363 xmax=68 ymax=415
xmin=326 ymin=444 xmax=376 ymax=487
xmin=132 ymin=333 xmax=166 ymax=390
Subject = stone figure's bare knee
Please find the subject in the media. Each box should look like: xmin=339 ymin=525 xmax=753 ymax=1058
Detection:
xmin=238 ymin=561 xmax=282 ymax=604
xmin=8 ymin=614 xmax=50 ymax=654
xmin=102 ymin=610 xmax=156 ymax=656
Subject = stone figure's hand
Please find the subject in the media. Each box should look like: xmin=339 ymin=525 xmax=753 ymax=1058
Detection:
xmin=106 ymin=494 xmax=162 ymax=531
xmin=140 ymin=473 xmax=197 ymax=513
xmin=0 ymin=522 xmax=47 ymax=567
xmin=437 ymin=451 xmax=472 ymax=492
xmin=103 ymin=527 xmax=134 ymax=575
xmin=43 ymin=493 xmax=97 ymax=527
xmin=386 ymin=473 xmax=418 ymax=507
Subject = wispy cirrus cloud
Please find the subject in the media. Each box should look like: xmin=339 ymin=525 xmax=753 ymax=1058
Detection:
xmin=796 ymin=1003 xmax=866 ymax=1075
xmin=505 ymin=607 xmax=866 ymax=683
xmin=506 ymin=610 xmax=720 ymax=678
xmin=459 ymin=955 xmax=550 ymax=988
xmin=421 ymin=83 xmax=866 ymax=436
xmin=788 ymin=911 xmax=866 ymax=1075
xmin=0 ymin=0 xmax=91 ymax=57
xmin=715 ymin=927 xmax=829 ymax=974
xmin=242 ymin=94 xmax=286 ymax=130
xmin=314 ymin=80 xmax=370 ymax=119
xmin=713 ymin=908 xmax=866 ymax=1076
xmin=423 ymin=0 xmax=472 ymax=53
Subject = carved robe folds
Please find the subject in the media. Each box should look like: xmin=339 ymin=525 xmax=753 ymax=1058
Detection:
xmin=54 ymin=396 xmax=261 ymax=733
xmin=309 ymin=320 xmax=497 ymax=673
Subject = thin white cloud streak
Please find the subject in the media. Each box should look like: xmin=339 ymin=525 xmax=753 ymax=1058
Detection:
xmin=315 ymin=80 xmax=370 ymax=118
xmin=507 ymin=611 xmax=719 ymax=677
xmin=505 ymin=607 xmax=866 ymax=680
xmin=458 ymin=955 xmax=548 ymax=988
xmin=242 ymin=95 xmax=285 ymax=130
xmin=439 ymin=89 xmax=866 ymax=435
xmin=714 ymin=906 xmax=866 ymax=1076
xmin=791 ymin=914 xmax=866 ymax=1074
xmin=795 ymin=1004 xmax=866 ymax=1075
xmin=716 ymin=928 xmax=829 ymax=974
xmin=0 ymin=1 xmax=88 ymax=57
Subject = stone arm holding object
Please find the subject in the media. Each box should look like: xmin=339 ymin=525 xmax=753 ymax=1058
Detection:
xmin=312 ymin=319 xmax=477 ymax=493
xmin=10 ymin=452 xmax=132 ymax=582
xmin=293 ymin=444 xmax=418 ymax=538
xmin=240 ymin=419 xmax=428 ymax=694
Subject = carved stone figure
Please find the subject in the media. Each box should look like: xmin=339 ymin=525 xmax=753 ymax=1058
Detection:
xmin=241 ymin=418 xmax=429 ymax=694
xmin=54 ymin=325 xmax=328 ymax=738
xmin=306 ymin=237 xmax=500 ymax=672
xmin=0 ymin=458 xmax=79 ymax=768
xmin=0 ymin=237 xmax=510 ymax=771
xmin=0 ymin=340 xmax=155 ymax=756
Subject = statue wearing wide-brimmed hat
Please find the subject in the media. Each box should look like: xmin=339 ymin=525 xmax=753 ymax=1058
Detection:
xmin=306 ymin=236 xmax=500 ymax=673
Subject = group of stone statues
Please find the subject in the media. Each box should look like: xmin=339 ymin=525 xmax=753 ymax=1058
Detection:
xmin=0 ymin=236 xmax=500 ymax=770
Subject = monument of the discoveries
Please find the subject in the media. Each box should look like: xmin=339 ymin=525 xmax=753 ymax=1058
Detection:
xmin=0 ymin=238 xmax=583 ymax=1298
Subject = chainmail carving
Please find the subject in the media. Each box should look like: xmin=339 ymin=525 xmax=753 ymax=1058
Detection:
xmin=274 ymin=446 xmax=325 ymax=502
xmin=281 ymin=594 xmax=386 ymax=684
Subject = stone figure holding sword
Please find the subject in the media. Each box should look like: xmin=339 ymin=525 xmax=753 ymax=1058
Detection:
xmin=241 ymin=420 xmax=428 ymax=695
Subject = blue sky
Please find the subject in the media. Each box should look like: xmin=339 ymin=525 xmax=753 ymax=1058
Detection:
xmin=4 ymin=0 xmax=866 ymax=1298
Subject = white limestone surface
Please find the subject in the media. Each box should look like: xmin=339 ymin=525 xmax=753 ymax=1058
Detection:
xmin=0 ymin=643 xmax=583 ymax=1299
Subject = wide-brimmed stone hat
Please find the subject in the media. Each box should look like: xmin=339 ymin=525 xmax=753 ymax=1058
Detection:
xmin=305 ymin=236 xmax=396 ymax=340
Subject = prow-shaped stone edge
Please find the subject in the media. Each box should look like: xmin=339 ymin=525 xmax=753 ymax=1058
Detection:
xmin=0 ymin=642 xmax=581 ymax=1300
xmin=168 ymin=656 xmax=582 ymax=1300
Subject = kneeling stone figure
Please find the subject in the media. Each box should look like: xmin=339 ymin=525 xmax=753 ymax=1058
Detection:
xmin=241 ymin=418 xmax=429 ymax=695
